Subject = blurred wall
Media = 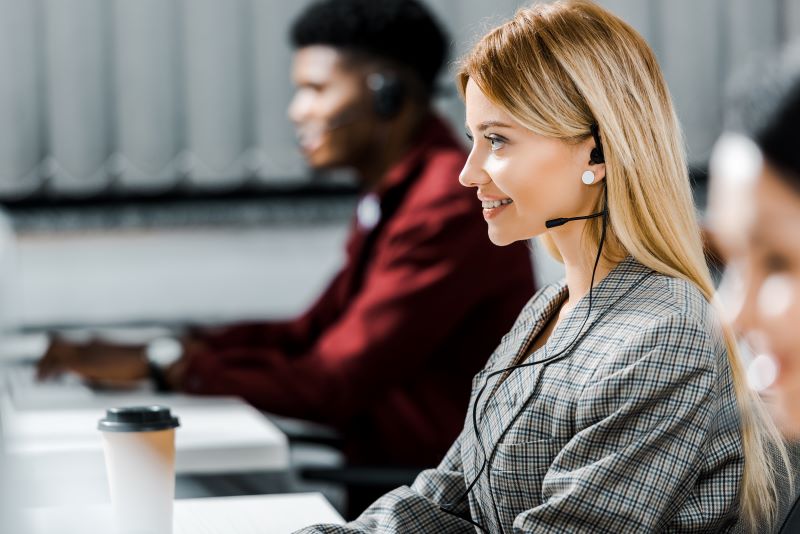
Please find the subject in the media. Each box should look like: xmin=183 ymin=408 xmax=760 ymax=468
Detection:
xmin=431 ymin=0 xmax=800 ymax=167
xmin=0 ymin=0 xmax=798 ymax=199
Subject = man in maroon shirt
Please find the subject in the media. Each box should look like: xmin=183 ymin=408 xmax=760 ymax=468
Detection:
xmin=37 ymin=0 xmax=533 ymax=500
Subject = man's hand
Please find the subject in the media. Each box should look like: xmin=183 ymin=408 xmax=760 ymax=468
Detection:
xmin=161 ymin=338 xmax=206 ymax=390
xmin=36 ymin=337 xmax=150 ymax=388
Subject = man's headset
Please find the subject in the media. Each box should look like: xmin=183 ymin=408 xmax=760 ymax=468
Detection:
xmin=367 ymin=72 xmax=406 ymax=120
xmin=324 ymin=72 xmax=406 ymax=131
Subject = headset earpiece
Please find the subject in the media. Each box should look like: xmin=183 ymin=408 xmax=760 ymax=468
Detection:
xmin=367 ymin=72 xmax=406 ymax=120
xmin=588 ymin=123 xmax=605 ymax=165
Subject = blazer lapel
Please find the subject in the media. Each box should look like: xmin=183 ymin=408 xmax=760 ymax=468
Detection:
xmin=544 ymin=256 xmax=654 ymax=356
xmin=469 ymin=282 xmax=567 ymax=450
xmin=477 ymin=256 xmax=656 ymax=449
xmin=489 ymin=282 xmax=568 ymax=374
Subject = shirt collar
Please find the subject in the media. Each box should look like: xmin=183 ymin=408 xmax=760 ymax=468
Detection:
xmin=355 ymin=114 xmax=460 ymax=231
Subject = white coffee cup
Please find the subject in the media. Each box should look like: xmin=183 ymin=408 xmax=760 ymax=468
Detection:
xmin=98 ymin=406 xmax=180 ymax=534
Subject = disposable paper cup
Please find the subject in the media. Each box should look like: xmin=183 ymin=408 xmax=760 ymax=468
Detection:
xmin=99 ymin=406 xmax=180 ymax=534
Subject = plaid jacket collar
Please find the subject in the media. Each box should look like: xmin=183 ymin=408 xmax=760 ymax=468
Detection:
xmin=474 ymin=256 xmax=657 ymax=445
xmin=504 ymin=255 xmax=654 ymax=369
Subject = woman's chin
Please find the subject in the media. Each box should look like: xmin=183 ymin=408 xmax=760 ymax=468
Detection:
xmin=758 ymin=372 xmax=800 ymax=438
xmin=487 ymin=228 xmax=514 ymax=247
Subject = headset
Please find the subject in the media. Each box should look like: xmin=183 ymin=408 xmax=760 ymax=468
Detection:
xmin=440 ymin=124 xmax=614 ymax=532
xmin=323 ymin=72 xmax=406 ymax=131
xmin=545 ymin=124 xmax=606 ymax=228
xmin=367 ymin=72 xmax=406 ymax=120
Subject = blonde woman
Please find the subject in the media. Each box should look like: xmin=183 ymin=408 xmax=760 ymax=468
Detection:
xmin=298 ymin=1 xmax=791 ymax=532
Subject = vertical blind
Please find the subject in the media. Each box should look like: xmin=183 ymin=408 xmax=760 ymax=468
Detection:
xmin=0 ymin=0 xmax=315 ymax=198
xmin=0 ymin=0 xmax=794 ymax=200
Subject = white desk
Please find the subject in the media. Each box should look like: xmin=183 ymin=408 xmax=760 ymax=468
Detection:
xmin=1 ymin=334 xmax=289 ymax=477
xmin=23 ymin=492 xmax=345 ymax=534
xmin=1 ymin=357 xmax=290 ymax=507
xmin=3 ymin=394 xmax=289 ymax=478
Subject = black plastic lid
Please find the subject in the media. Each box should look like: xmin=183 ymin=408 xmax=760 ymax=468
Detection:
xmin=98 ymin=406 xmax=180 ymax=433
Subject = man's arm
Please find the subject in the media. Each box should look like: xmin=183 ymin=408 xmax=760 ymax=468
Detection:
xmin=176 ymin=189 xmax=506 ymax=423
xmin=188 ymin=263 xmax=352 ymax=357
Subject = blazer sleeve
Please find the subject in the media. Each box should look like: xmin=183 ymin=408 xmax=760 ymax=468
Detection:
xmin=294 ymin=429 xmax=475 ymax=533
xmin=512 ymin=312 xmax=725 ymax=533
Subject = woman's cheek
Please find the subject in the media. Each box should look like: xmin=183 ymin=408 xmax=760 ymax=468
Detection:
xmin=484 ymin=156 xmax=508 ymax=186
xmin=759 ymin=275 xmax=800 ymax=399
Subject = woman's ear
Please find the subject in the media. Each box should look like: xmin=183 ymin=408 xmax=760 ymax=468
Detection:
xmin=581 ymin=136 xmax=606 ymax=184
xmin=588 ymin=159 xmax=606 ymax=184
xmin=586 ymin=124 xmax=606 ymax=183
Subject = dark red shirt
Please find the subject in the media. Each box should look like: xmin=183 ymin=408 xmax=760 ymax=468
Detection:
xmin=181 ymin=116 xmax=534 ymax=467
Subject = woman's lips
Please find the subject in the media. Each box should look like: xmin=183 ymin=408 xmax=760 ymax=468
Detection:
xmin=481 ymin=198 xmax=513 ymax=209
xmin=481 ymin=198 xmax=513 ymax=220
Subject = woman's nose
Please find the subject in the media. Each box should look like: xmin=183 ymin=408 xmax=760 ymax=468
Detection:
xmin=459 ymin=150 xmax=489 ymax=188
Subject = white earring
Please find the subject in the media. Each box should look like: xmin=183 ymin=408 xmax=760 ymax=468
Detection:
xmin=581 ymin=170 xmax=596 ymax=185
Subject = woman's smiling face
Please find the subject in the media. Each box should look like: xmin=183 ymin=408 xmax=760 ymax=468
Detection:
xmin=459 ymin=79 xmax=605 ymax=246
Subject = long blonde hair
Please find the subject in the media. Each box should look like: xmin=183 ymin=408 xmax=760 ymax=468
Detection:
xmin=458 ymin=1 xmax=789 ymax=529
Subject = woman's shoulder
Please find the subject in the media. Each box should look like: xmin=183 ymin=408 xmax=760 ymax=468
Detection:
xmin=506 ymin=262 xmax=718 ymax=341
xmin=620 ymin=266 xmax=719 ymax=333
xmin=601 ymin=264 xmax=727 ymax=369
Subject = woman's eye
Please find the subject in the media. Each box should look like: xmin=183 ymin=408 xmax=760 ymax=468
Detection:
xmin=485 ymin=135 xmax=506 ymax=152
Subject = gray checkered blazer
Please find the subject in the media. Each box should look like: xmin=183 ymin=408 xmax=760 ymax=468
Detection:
xmin=298 ymin=256 xmax=751 ymax=533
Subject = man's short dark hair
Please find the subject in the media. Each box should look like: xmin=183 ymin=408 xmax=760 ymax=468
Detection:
xmin=290 ymin=0 xmax=448 ymax=95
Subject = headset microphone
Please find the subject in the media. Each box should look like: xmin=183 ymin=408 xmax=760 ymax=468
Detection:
xmin=545 ymin=210 xmax=606 ymax=229
xmin=294 ymin=102 xmax=374 ymax=152
xmin=544 ymin=124 xmax=606 ymax=229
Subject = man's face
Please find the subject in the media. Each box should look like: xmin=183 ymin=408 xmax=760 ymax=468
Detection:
xmin=288 ymin=46 xmax=376 ymax=169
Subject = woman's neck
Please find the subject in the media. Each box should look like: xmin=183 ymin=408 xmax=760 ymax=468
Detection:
xmin=549 ymin=219 xmax=618 ymax=313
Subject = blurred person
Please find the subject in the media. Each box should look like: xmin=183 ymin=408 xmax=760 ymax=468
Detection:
xmin=708 ymin=42 xmax=800 ymax=440
xmin=35 ymin=0 xmax=535 ymax=513
xmin=297 ymin=1 xmax=796 ymax=532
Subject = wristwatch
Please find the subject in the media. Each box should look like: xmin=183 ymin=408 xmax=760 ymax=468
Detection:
xmin=145 ymin=337 xmax=184 ymax=391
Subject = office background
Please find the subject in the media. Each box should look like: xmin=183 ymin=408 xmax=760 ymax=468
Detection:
xmin=0 ymin=0 xmax=798 ymax=331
